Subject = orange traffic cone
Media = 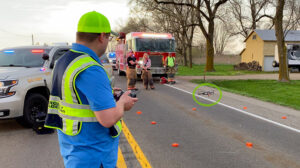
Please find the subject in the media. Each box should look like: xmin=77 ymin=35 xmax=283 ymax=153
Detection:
xmin=246 ymin=142 xmax=253 ymax=148
xmin=172 ymin=143 xmax=179 ymax=147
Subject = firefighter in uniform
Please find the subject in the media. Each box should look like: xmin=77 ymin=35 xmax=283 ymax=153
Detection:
xmin=164 ymin=53 xmax=176 ymax=84
xmin=126 ymin=51 xmax=138 ymax=90
xmin=141 ymin=53 xmax=155 ymax=90
xmin=44 ymin=11 xmax=138 ymax=168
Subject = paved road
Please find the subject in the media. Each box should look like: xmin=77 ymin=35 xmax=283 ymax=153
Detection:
xmin=0 ymin=120 xmax=63 ymax=168
xmin=116 ymin=75 xmax=300 ymax=168
xmin=0 ymin=74 xmax=299 ymax=168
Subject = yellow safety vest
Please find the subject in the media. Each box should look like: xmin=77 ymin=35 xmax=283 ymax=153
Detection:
xmin=45 ymin=53 xmax=122 ymax=137
xmin=167 ymin=56 xmax=175 ymax=67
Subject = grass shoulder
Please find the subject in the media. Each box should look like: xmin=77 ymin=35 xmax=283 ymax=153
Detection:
xmin=177 ymin=64 xmax=275 ymax=76
xmin=191 ymin=79 xmax=300 ymax=110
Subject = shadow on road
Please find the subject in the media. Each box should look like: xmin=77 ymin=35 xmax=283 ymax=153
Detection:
xmin=0 ymin=120 xmax=29 ymax=132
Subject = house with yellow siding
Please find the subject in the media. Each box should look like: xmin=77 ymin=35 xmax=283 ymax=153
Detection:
xmin=240 ymin=29 xmax=300 ymax=71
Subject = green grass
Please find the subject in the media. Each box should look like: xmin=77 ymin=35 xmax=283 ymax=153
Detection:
xmin=191 ymin=79 xmax=300 ymax=110
xmin=177 ymin=64 xmax=275 ymax=76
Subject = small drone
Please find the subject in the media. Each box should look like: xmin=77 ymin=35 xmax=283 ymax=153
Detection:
xmin=198 ymin=90 xmax=215 ymax=96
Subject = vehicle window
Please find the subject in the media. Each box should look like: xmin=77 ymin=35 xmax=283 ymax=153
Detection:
xmin=289 ymin=50 xmax=300 ymax=60
xmin=0 ymin=48 xmax=50 ymax=67
xmin=292 ymin=45 xmax=300 ymax=50
xmin=52 ymin=49 xmax=69 ymax=63
xmin=127 ymin=40 xmax=132 ymax=50
xmin=49 ymin=49 xmax=69 ymax=68
xmin=135 ymin=38 xmax=175 ymax=52
xmin=295 ymin=51 xmax=300 ymax=58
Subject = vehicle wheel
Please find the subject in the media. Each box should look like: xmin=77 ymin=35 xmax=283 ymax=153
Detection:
xmin=118 ymin=68 xmax=122 ymax=76
xmin=20 ymin=93 xmax=48 ymax=127
xmin=272 ymin=61 xmax=279 ymax=67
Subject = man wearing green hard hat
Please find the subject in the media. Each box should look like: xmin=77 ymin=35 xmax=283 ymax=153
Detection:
xmin=45 ymin=11 xmax=138 ymax=168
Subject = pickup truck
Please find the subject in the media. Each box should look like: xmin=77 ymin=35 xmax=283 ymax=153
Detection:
xmin=0 ymin=46 xmax=114 ymax=127
xmin=273 ymin=43 xmax=300 ymax=71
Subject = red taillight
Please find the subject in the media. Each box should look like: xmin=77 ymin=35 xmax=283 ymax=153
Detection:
xmin=31 ymin=49 xmax=44 ymax=53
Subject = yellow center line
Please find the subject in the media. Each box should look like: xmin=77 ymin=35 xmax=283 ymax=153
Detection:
xmin=121 ymin=120 xmax=152 ymax=168
xmin=117 ymin=147 xmax=127 ymax=168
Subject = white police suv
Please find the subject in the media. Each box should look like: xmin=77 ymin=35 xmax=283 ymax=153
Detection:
xmin=0 ymin=46 xmax=114 ymax=127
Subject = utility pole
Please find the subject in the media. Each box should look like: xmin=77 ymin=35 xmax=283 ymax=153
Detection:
xmin=32 ymin=34 xmax=34 ymax=45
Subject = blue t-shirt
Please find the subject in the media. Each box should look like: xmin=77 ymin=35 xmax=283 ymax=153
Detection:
xmin=57 ymin=43 xmax=119 ymax=168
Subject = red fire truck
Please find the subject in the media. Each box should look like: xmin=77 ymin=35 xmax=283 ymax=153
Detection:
xmin=115 ymin=32 xmax=176 ymax=77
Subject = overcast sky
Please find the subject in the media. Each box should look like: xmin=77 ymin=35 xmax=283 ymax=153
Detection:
xmin=0 ymin=0 xmax=244 ymax=54
xmin=0 ymin=0 xmax=130 ymax=49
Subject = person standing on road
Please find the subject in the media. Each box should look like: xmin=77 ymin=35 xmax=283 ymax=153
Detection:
xmin=141 ymin=53 xmax=155 ymax=90
xmin=126 ymin=50 xmax=138 ymax=90
xmin=44 ymin=11 xmax=138 ymax=168
xmin=164 ymin=52 xmax=176 ymax=84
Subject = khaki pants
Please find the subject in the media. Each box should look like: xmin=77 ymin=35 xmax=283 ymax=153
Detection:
xmin=142 ymin=70 xmax=154 ymax=89
xmin=167 ymin=66 xmax=176 ymax=81
xmin=126 ymin=68 xmax=137 ymax=88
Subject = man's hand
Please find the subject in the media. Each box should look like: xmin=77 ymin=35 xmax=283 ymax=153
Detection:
xmin=129 ymin=60 xmax=136 ymax=65
xmin=119 ymin=91 xmax=138 ymax=111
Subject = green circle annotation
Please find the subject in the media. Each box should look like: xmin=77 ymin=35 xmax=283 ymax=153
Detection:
xmin=192 ymin=83 xmax=222 ymax=107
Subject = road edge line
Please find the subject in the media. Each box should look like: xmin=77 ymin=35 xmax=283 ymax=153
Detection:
xmin=165 ymin=84 xmax=300 ymax=134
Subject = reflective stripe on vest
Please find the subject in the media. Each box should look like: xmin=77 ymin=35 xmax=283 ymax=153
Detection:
xmin=111 ymin=120 xmax=122 ymax=138
xmin=167 ymin=56 xmax=175 ymax=67
xmin=48 ymin=96 xmax=98 ymax=122
xmin=45 ymin=54 xmax=122 ymax=137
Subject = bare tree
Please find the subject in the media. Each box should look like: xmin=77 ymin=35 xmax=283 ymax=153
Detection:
xmin=213 ymin=20 xmax=233 ymax=56
xmin=262 ymin=0 xmax=300 ymax=30
xmin=275 ymin=0 xmax=289 ymax=82
xmin=283 ymin=0 xmax=300 ymax=31
xmin=117 ymin=17 xmax=154 ymax=33
xmin=174 ymin=1 xmax=196 ymax=67
xmin=229 ymin=0 xmax=295 ymax=81
xmin=229 ymin=0 xmax=272 ymax=39
xmin=153 ymin=0 xmax=229 ymax=72
xmin=259 ymin=0 xmax=290 ymax=82
xmin=117 ymin=3 xmax=158 ymax=33
xmin=295 ymin=1 xmax=300 ymax=29
xmin=262 ymin=0 xmax=298 ymax=82
xmin=132 ymin=0 xmax=196 ymax=67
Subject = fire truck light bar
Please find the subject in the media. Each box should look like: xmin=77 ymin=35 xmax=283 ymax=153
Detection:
xmin=141 ymin=33 xmax=170 ymax=38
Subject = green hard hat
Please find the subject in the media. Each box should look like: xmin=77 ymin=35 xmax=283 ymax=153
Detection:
xmin=77 ymin=11 xmax=111 ymax=33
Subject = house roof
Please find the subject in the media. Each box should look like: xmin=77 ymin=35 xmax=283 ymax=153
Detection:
xmin=239 ymin=48 xmax=246 ymax=56
xmin=253 ymin=29 xmax=300 ymax=42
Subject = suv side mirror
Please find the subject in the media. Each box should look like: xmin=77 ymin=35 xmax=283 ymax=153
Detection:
xmin=42 ymin=53 xmax=49 ymax=60
xmin=50 ymin=62 xmax=55 ymax=69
